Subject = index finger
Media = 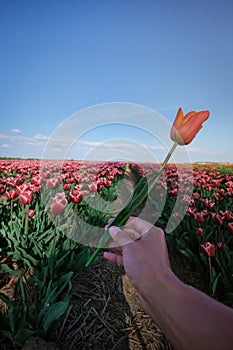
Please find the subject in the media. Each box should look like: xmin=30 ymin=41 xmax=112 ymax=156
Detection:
xmin=124 ymin=216 xmax=154 ymax=236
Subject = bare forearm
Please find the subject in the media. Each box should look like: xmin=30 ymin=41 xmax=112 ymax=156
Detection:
xmin=142 ymin=269 xmax=233 ymax=350
xmin=104 ymin=220 xmax=233 ymax=350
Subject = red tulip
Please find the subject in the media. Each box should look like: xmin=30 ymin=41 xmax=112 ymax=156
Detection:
xmin=104 ymin=180 xmax=112 ymax=188
xmin=213 ymin=193 xmax=221 ymax=201
xmin=47 ymin=178 xmax=60 ymax=189
xmin=7 ymin=177 xmax=23 ymax=188
xmin=81 ymin=177 xmax=89 ymax=183
xmin=195 ymin=212 xmax=205 ymax=223
xmin=16 ymin=183 xmax=30 ymax=193
xmin=88 ymin=183 xmax=97 ymax=193
xmin=218 ymin=188 xmax=225 ymax=196
xmin=172 ymin=212 xmax=181 ymax=220
xmin=70 ymin=190 xmax=83 ymax=204
xmin=169 ymin=188 xmax=178 ymax=197
xmin=81 ymin=190 xmax=89 ymax=196
xmin=211 ymin=213 xmax=223 ymax=226
xmin=50 ymin=192 xmax=67 ymax=218
xmin=202 ymin=198 xmax=215 ymax=210
xmin=170 ymin=108 xmax=210 ymax=145
xmin=200 ymin=242 xmax=215 ymax=257
xmin=186 ymin=207 xmax=196 ymax=217
xmin=63 ymin=183 xmax=71 ymax=191
xmin=66 ymin=177 xmax=76 ymax=184
xmin=31 ymin=175 xmax=43 ymax=186
xmin=192 ymin=192 xmax=200 ymax=200
xmin=5 ymin=190 xmax=17 ymax=201
xmin=220 ymin=210 xmax=233 ymax=222
xmin=196 ymin=227 xmax=203 ymax=237
xmin=28 ymin=209 xmax=35 ymax=218
xmin=180 ymin=194 xmax=191 ymax=206
xmin=217 ymin=242 xmax=225 ymax=252
xmin=18 ymin=190 xmax=33 ymax=205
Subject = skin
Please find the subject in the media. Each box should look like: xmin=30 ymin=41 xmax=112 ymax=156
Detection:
xmin=104 ymin=216 xmax=233 ymax=350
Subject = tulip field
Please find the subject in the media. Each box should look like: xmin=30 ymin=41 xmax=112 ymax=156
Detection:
xmin=0 ymin=158 xmax=233 ymax=348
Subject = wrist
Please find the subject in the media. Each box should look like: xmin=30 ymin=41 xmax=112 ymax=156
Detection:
xmin=139 ymin=266 xmax=183 ymax=325
xmin=138 ymin=263 xmax=179 ymax=304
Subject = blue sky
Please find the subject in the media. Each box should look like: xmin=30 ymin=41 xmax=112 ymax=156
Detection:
xmin=1 ymin=0 xmax=233 ymax=163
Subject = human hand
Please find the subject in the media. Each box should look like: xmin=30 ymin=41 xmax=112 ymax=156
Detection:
xmin=104 ymin=216 xmax=172 ymax=301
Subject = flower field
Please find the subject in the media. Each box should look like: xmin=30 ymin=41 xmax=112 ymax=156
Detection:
xmin=0 ymin=159 xmax=233 ymax=348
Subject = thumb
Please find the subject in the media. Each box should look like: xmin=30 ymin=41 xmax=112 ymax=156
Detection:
xmin=108 ymin=226 xmax=134 ymax=247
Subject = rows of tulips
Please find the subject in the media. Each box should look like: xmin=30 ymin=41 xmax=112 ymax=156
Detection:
xmin=154 ymin=163 xmax=233 ymax=305
xmin=0 ymin=158 xmax=233 ymax=347
xmin=126 ymin=162 xmax=233 ymax=303
xmin=0 ymin=159 xmax=126 ymax=346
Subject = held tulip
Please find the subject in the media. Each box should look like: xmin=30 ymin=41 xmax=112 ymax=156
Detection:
xmin=170 ymin=108 xmax=210 ymax=145
xmin=86 ymin=106 xmax=211 ymax=267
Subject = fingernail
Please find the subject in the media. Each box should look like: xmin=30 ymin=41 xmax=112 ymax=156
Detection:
xmin=109 ymin=226 xmax=118 ymax=236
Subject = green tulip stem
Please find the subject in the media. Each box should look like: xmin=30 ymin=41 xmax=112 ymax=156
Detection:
xmin=85 ymin=142 xmax=178 ymax=267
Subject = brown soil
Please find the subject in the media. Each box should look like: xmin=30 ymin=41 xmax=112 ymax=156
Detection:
xmin=0 ymin=248 xmax=205 ymax=350
xmin=53 ymin=257 xmax=173 ymax=350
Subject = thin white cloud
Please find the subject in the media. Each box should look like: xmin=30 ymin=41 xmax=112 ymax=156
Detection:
xmin=11 ymin=128 xmax=22 ymax=134
xmin=33 ymin=134 xmax=49 ymax=141
xmin=0 ymin=133 xmax=49 ymax=146
xmin=66 ymin=140 xmax=167 ymax=162
xmin=0 ymin=130 xmax=231 ymax=163
xmin=187 ymin=147 xmax=223 ymax=156
xmin=73 ymin=140 xmax=166 ymax=151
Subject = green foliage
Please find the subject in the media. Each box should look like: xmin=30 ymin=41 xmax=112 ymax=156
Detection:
xmin=0 ymin=201 xmax=90 ymax=347
xmin=1 ymin=160 xmax=233 ymax=348
xmin=163 ymin=165 xmax=233 ymax=307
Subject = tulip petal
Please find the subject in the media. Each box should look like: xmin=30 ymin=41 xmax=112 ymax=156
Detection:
xmin=182 ymin=124 xmax=203 ymax=145
xmin=173 ymin=107 xmax=184 ymax=130
xmin=170 ymin=108 xmax=185 ymax=143
xmin=182 ymin=111 xmax=210 ymax=144
xmin=195 ymin=110 xmax=210 ymax=123
xmin=183 ymin=111 xmax=196 ymax=123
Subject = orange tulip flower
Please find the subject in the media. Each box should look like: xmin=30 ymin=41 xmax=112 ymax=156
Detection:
xmin=170 ymin=108 xmax=210 ymax=145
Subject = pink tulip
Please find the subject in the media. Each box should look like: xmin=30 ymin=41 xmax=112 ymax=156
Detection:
xmin=50 ymin=193 xmax=67 ymax=218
